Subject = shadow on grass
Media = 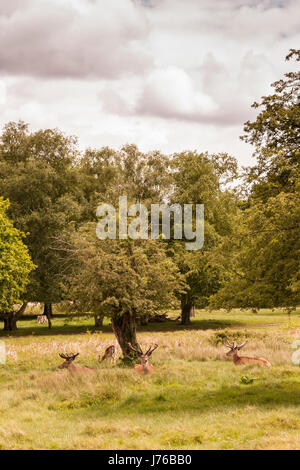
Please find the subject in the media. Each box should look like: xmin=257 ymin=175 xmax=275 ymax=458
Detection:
xmin=190 ymin=381 xmax=300 ymax=412
xmin=138 ymin=319 xmax=243 ymax=332
xmin=72 ymin=379 xmax=300 ymax=418
xmin=0 ymin=315 xmax=246 ymax=338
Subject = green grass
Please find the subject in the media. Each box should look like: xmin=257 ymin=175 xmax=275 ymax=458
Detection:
xmin=0 ymin=309 xmax=300 ymax=449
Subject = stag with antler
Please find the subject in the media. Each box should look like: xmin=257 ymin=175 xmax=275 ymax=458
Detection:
xmin=225 ymin=340 xmax=271 ymax=367
xmin=128 ymin=343 xmax=158 ymax=374
xmin=58 ymin=353 xmax=95 ymax=374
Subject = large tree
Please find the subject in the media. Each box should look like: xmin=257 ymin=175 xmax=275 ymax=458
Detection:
xmin=211 ymin=50 xmax=300 ymax=311
xmin=60 ymin=224 xmax=185 ymax=358
xmin=0 ymin=198 xmax=35 ymax=330
xmin=77 ymin=144 xmax=173 ymax=326
xmin=242 ymin=48 xmax=300 ymax=201
xmin=0 ymin=122 xmax=82 ymax=327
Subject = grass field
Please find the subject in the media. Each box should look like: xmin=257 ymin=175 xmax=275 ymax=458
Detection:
xmin=0 ymin=309 xmax=300 ymax=450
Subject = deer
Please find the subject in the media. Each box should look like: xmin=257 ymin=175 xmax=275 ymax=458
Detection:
xmin=98 ymin=345 xmax=116 ymax=364
xmin=225 ymin=340 xmax=271 ymax=367
xmin=58 ymin=353 xmax=96 ymax=374
xmin=37 ymin=315 xmax=47 ymax=324
xmin=128 ymin=343 xmax=158 ymax=374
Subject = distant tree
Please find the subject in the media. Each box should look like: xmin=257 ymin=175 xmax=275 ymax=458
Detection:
xmin=0 ymin=198 xmax=35 ymax=330
xmin=170 ymin=151 xmax=238 ymax=324
xmin=79 ymin=144 xmax=171 ymax=214
xmin=0 ymin=122 xmax=82 ymax=327
xmin=210 ymin=191 xmax=300 ymax=310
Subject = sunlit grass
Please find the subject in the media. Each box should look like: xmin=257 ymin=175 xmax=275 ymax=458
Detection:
xmin=0 ymin=309 xmax=300 ymax=449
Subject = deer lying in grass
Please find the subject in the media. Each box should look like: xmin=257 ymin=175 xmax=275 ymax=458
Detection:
xmin=58 ymin=353 xmax=95 ymax=374
xmin=99 ymin=345 xmax=116 ymax=364
xmin=37 ymin=315 xmax=47 ymax=324
xmin=225 ymin=340 xmax=271 ymax=367
xmin=128 ymin=343 xmax=158 ymax=374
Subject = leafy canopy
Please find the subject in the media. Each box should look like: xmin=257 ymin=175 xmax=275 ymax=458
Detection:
xmin=0 ymin=198 xmax=35 ymax=313
xmin=61 ymin=224 xmax=186 ymax=319
xmin=211 ymin=50 xmax=300 ymax=311
xmin=0 ymin=121 xmax=82 ymax=304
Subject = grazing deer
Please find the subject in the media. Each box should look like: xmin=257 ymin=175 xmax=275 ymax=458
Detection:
xmin=225 ymin=341 xmax=271 ymax=367
xmin=99 ymin=345 xmax=116 ymax=364
xmin=58 ymin=353 xmax=95 ymax=374
xmin=37 ymin=315 xmax=47 ymax=324
xmin=128 ymin=343 xmax=158 ymax=374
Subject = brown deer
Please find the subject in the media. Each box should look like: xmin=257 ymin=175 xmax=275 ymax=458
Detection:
xmin=58 ymin=353 xmax=95 ymax=374
xmin=37 ymin=315 xmax=47 ymax=324
xmin=225 ymin=340 xmax=271 ymax=367
xmin=98 ymin=345 xmax=116 ymax=364
xmin=128 ymin=343 xmax=158 ymax=374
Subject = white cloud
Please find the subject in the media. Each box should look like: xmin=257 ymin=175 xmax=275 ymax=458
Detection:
xmin=0 ymin=0 xmax=150 ymax=78
xmin=0 ymin=81 xmax=6 ymax=106
xmin=0 ymin=0 xmax=299 ymax=166
xmin=136 ymin=67 xmax=217 ymax=121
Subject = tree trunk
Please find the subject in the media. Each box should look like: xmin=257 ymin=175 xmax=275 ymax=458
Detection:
xmin=2 ymin=303 xmax=27 ymax=331
xmin=191 ymin=304 xmax=196 ymax=317
xmin=3 ymin=314 xmax=18 ymax=331
xmin=43 ymin=303 xmax=53 ymax=317
xmin=181 ymin=295 xmax=193 ymax=325
xmin=111 ymin=311 xmax=139 ymax=359
xmin=94 ymin=315 xmax=104 ymax=327
xmin=140 ymin=313 xmax=149 ymax=326
xmin=43 ymin=303 xmax=53 ymax=329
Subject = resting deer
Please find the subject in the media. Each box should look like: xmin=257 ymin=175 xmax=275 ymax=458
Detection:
xmin=37 ymin=315 xmax=47 ymax=324
xmin=58 ymin=353 xmax=95 ymax=374
xmin=128 ymin=343 xmax=158 ymax=374
xmin=99 ymin=345 xmax=116 ymax=364
xmin=225 ymin=341 xmax=271 ymax=367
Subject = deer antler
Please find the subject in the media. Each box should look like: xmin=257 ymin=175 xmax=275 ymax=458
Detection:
xmin=145 ymin=344 xmax=158 ymax=356
xmin=128 ymin=343 xmax=143 ymax=355
xmin=237 ymin=340 xmax=248 ymax=350
xmin=59 ymin=353 xmax=79 ymax=360
xmin=224 ymin=341 xmax=234 ymax=349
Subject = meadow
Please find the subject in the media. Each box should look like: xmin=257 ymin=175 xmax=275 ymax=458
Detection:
xmin=0 ymin=308 xmax=300 ymax=450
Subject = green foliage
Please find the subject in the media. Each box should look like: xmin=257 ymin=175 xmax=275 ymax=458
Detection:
xmin=79 ymin=144 xmax=171 ymax=219
xmin=242 ymin=49 xmax=300 ymax=201
xmin=0 ymin=198 xmax=35 ymax=313
xmin=211 ymin=50 xmax=300 ymax=311
xmin=169 ymin=151 xmax=238 ymax=310
xmin=61 ymin=224 xmax=186 ymax=319
xmin=0 ymin=121 xmax=83 ymax=304
xmin=211 ymin=190 xmax=300 ymax=310
xmin=209 ymin=329 xmax=267 ymax=347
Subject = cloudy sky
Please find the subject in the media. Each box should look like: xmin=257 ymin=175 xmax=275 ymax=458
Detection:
xmin=0 ymin=0 xmax=299 ymax=166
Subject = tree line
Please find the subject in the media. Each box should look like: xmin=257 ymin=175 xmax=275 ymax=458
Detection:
xmin=0 ymin=50 xmax=299 ymax=359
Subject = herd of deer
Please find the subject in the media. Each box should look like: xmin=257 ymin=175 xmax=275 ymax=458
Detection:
xmin=58 ymin=340 xmax=271 ymax=374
